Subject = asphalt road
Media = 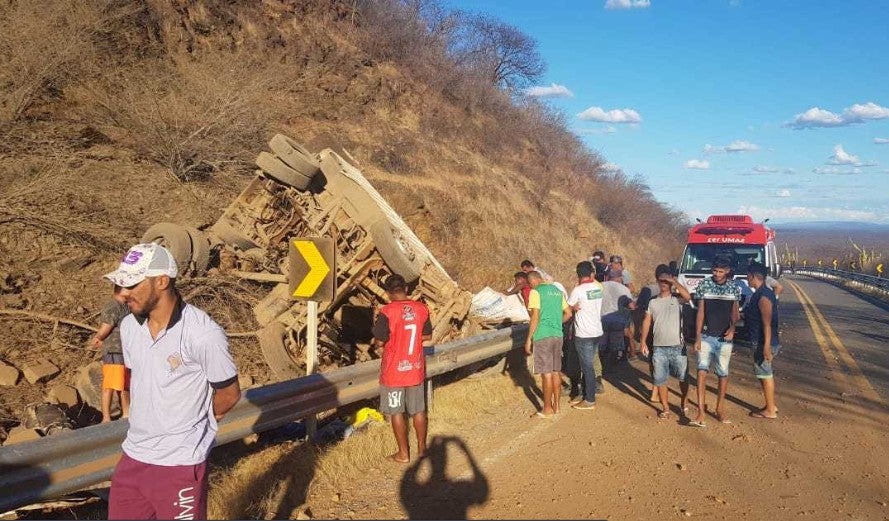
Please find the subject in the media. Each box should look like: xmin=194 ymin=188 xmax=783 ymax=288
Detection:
xmin=310 ymin=273 xmax=889 ymax=520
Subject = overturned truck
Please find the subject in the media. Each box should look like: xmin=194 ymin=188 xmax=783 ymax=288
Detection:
xmin=141 ymin=135 xmax=474 ymax=380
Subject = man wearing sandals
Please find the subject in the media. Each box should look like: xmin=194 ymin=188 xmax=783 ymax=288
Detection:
xmin=745 ymin=262 xmax=780 ymax=419
xmin=639 ymin=268 xmax=692 ymax=420
xmin=525 ymin=271 xmax=572 ymax=418
xmin=692 ymin=255 xmax=740 ymax=426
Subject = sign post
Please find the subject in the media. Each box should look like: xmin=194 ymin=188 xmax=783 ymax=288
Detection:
xmin=289 ymin=238 xmax=335 ymax=440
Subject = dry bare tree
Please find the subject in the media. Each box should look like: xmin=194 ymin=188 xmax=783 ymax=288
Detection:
xmin=452 ymin=13 xmax=546 ymax=90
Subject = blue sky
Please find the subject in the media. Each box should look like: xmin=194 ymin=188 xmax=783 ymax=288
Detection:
xmin=444 ymin=0 xmax=889 ymax=223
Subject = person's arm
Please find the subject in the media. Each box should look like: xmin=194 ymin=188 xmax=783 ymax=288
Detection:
xmin=725 ymin=300 xmax=739 ymax=341
xmin=89 ymin=322 xmax=114 ymax=349
xmin=372 ymin=313 xmax=390 ymax=350
xmin=773 ymin=280 xmax=784 ymax=298
xmin=759 ymin=297 xmax=774 ymax=360
xmin=212 ymin=380 xmax=241 ymax=421
xmin=422 ymin=316 xmax=433 ymax=342
xmin=525 ymin=308 xmax=540 ymax=355
xmin=695 ymin=299 xmax=705 ymax=351
xmin=671 ymin=278 xmax=691 ymax=304
xmin=640 ymin=312 xmax=652 ymax=357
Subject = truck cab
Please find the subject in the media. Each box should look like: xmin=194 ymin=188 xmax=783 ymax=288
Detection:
xmin=677 ymin=215 xmax=779 ymax=341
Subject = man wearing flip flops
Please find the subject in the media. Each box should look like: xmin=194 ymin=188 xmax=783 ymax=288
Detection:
xmin=639 ymin=267 xmax=692 ymax=420
xmin=692 ymin=255 xmax=741 ymax=427
xmin=525 ymin=271 xmax=572 ymax=418
xmin=745 ymin=262 xmax=781 ymax=420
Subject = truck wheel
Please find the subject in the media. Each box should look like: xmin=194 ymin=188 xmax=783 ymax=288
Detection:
xmin=257 ymin=322 xmax=302 ymax=381
xmin=185 ymin=227 xmax=210 ymax=275
xmin=256 ymin=151 xmax=312 ymax=190
xmin=369 ymin=219 xmax=424 ymax=283
xmin=141 ymin=222 xmax=193 ymax=276
xmin=268 ymin=135 xmax=321 ymax=180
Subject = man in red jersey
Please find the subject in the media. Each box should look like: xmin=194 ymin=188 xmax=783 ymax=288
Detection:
xmin=373 ymin=274 xmax=433 ymax=464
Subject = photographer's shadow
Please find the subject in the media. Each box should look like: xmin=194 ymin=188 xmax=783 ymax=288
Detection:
xmin=399 ymin=436 xmax=489 ymax=520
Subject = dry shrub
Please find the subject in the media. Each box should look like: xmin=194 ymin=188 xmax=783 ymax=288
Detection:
xmin=0 ymin=0 xmax=142 ymax=123
xmin=72 ymin=53 xmax=283 ymax=181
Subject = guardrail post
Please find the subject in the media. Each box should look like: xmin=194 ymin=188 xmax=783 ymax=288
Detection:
xmin=306 ymin=300 xmax=319 ymax=440
xmin=426 ymin=378 xmax=434 ymax=413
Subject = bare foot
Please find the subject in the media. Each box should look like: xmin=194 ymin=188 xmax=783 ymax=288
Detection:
xmin=386 ymin=453 xmax=410 ymax=464
xmin=101 ymin=417 xmax=112 ymax=424
xmin=716 ymin=410 xmax=732 ymax=424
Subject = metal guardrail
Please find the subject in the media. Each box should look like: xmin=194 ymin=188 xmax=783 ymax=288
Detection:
xmin=0 ymin=324 xmax=528 ymax=513
xmin=794 ymin=267 xmax=889 ymax=295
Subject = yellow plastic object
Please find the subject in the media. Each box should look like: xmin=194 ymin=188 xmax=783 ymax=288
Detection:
xmin=349 ymin=407 xmax=384 ymax=427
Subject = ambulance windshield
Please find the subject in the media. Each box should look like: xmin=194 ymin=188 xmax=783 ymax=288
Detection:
xmin=680 ymin=244 xmax=766 ymax=275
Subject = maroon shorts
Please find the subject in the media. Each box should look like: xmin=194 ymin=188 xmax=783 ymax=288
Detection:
xmin=108 ymin=452 xmax=208 ymax=520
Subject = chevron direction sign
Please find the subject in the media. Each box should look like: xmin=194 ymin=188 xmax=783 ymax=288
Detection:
xmin=289 ymin=238 xmax=335 ymax=301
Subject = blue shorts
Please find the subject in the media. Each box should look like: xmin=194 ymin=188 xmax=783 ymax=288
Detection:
xmin=652 ymin=346 xmax=688 ymax=386
xmin=697 ymin=335 xmax=733 ymax=377
xmin=753 ymin=344 xmax=781 ymax=379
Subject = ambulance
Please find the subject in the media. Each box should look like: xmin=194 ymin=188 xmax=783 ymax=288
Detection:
xmin=677 ymin=214 xmax=781 ymax=341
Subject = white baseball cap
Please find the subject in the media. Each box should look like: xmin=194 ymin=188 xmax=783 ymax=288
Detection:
xmin=103 ymin=243 xmax=178 ymax=287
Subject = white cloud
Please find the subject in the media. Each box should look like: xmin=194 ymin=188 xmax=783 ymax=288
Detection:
xmin=844 ymin=102 xmax=889 ymax=121
xmin=827 ymin=144 xmax=877 ymax=167
xmin=875 ymin=137 xmax=889 ymax=144
xmin=704 ymin=140 xmax=760 ymax=154
xmin=789 ymin=102 xmax=889 ymax=129
xmin=777 ymin=189 xmax=791 ymax=198
xmin=602 ymin=162 xmax=622 ymax=173
xmin=525 ymin=83 xmax=574 ymax=98
xmin=813 ymin=166 xmax=863 ymax=175
xmin=737 ymin=205 xmax=879 ymax=222
xmin=684 ymin=159 xmax=710 ymax=170
xmin=577 ymin=106 xmax=642 ymax=124
xmin=753 ymin=165 xmax=779 ymax=173
xmin=828 ymin=144 xmax=859 ymax=165
xmin=604 ymin=0 xmax=651 ymax=9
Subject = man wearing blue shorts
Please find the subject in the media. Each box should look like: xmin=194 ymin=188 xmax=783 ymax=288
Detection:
xmin=640 ymin=270 xmax=692 ymax=419
xmin=692 ymin=255 xmax=740 ymax=426
xmin=745 ymin=262 xmax=780 ymax=419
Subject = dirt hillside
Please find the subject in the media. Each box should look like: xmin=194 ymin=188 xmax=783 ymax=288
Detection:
xmin=0 ymin=0 xmax=685 ymax=432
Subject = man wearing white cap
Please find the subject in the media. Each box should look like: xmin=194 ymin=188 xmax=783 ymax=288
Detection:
xmin=104 ymin=243 xmax=240 ymax=520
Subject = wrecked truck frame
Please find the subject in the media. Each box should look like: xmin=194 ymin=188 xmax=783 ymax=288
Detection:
xmin=141 ymin=135 xmax=473 ymax=380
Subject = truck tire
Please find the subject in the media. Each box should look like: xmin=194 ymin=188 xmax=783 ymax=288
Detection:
xmin=141 ymin=222 xmax=193 ymax=276
xmin=257 ymin=322 xmax=303 ymax=381
xmin=368 ymin=219 xmax=425 ymax=283
xmin=256 ymin=151 xmax=312 ymax=190
xmin=185 ymin=227 xmax=210 ymax=275
xmin=268 ymin=135 xmax=321 ymax=180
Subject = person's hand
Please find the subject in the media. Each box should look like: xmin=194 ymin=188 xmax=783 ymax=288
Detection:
xmin=524 ymin=338 xmax=533 ymax=356
xmin=764 ymin=347 xmax=773 ymax=362
xmin=640 ymin=343 xmax=649 ymax=358
xmin=694 ymin=339 xmax=702 ymax=352
xmin=724 ymin=332 xmax=734 ymax=342
xmin=89 ymin=337 xmax=102 ymax=350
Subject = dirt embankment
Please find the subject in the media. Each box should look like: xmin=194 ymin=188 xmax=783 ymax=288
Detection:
xmin=0 ymin=0 xmax=683 ymax=433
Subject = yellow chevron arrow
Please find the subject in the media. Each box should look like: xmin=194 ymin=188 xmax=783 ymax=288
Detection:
xmin=292 ymin=240 xmax=330 ymax=298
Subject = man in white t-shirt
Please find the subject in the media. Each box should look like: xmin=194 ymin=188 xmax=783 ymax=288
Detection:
xmin=104 ymin=244 xmax=241 ymax=520
xmin=567 ymin=261 xmax=604 ymax=410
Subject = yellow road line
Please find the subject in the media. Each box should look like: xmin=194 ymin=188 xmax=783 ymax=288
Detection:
xmin=788 ymin=279 xmax=885 ymax=405
xmin=787 ymin=280 xmax=847 ymax=383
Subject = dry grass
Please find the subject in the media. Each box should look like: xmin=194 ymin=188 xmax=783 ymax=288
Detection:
xmin=208 ymin=370 xmax=521 ymax=519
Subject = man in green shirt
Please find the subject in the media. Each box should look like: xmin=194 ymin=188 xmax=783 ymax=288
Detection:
xmin=524 ymin=271 xmax=572 ymax=418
